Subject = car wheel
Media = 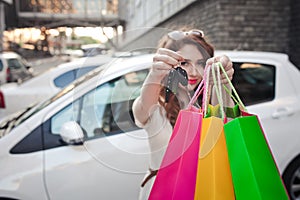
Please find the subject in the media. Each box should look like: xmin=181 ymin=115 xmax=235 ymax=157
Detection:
xmin=283 ymin=156 xmax=300 ymax=200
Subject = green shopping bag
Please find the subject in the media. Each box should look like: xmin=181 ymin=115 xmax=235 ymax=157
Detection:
xmin=224 ymin=111 xmax=289 ymax=200
xmin=210 ymin=62 xmax=289 ymax=200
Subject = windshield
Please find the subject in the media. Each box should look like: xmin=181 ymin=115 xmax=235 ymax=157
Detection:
xmin=19 ymin=66 xmax=104 ymax=124
xmin=7 ymin=58 xmax=27 ymax=70
xmin=0 ymin=54 xmax=145 ymax=136
xmin=0 ymin=65 xmax=104 ymax=137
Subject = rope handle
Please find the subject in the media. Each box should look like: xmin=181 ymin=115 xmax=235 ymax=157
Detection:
xmin=203 ymin=61 xmax=247 ymax=119
xmin=211 ymin=62 xmax=225 ymax=119
xmin=202 ymin=64 xmax=211 ymax=114
xmin=216 ymin=62 xmax=247 ymax=111
xmin=187 ymin=79 xmax=204 ymax=108
xmin=187 ymin=61 xmax=247 ymax=114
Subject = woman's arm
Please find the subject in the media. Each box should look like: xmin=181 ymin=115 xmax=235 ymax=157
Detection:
xmin=133 ymin=48 xmax=184 ymax=125
xmin=132 ymin=72 xmax=164 ymax=125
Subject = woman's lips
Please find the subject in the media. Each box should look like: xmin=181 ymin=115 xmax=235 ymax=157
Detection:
xmin=188 ymin=79 xmax=198 ymax=85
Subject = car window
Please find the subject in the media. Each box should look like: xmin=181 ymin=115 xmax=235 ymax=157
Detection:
xmin=75 ymin=66 xmax=99 ymax=77
xmin=7 ymin=58 xmax=26 ymax=70
xmin=51 ymin=99 xmax=81 ymax=134
xmin=53 ymin=66 xmax=98 ymax=88
xmin=50 ymin=69 xmax=149 ymax=140
xmin=53 ymin=70 xmax=76 ymax=88
xmin=232 ymin=62 xmax=275 ymax=106
xmin=0 ymin=60 xmax=3 ymax=71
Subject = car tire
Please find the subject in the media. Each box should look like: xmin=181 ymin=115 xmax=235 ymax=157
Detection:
xmin=282 ymin=155 xmax=300 ymax=200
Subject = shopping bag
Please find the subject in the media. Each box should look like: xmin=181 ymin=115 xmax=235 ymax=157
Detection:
xmin=149 ymin=82 xmax=203 ymax=200
xmin=212 ymin=62 xmax=289 ymax=200
xmin=194 ymin=115 xmax=235 ymax=200
xmin=224 ymin=110 xmax=290 ymax=200
xmin=194 ymin=64 xmax=235 ymax=200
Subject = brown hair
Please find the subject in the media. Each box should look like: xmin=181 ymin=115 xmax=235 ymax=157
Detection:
xmin=157 ymin=27 xmax=214 ymax=127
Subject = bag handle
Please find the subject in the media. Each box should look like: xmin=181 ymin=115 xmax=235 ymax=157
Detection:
xmin=203 ymin=61 xmax=247 ymax=120
xmin=216 ymin=62 xmax=247 ymax=111
xmin=201 ymin=63 xmax=225 ymax=119
xmin=202 ymin=64 xmax=212 ymax=115
xmin=187 ymin=79 xmax=204 ymax=109
xmin=211 ymin=62 xmax=226 ymax=119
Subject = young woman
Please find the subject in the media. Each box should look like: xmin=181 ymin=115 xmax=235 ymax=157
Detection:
xmin=132 ymin=28 xmax=234 ymax=199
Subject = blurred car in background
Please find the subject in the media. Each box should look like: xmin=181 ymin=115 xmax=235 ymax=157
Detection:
xmin=81 ymin=43 xmax=109 ymax=57
xmin=0 ymin=51 xmax=299 ymax=200
xmin=0 ymin=51 xmax=34 ymax=84
xmin=0 ymin=54 xmax=113 ymax=119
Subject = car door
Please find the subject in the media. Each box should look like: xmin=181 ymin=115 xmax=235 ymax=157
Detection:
xmin=231 ymin=59 xmax=300 ymax=173
xmin=43 ymin=69 xmax=150 ymax=200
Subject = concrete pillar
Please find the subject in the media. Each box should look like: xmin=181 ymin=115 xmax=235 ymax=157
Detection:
xmin=0 ymin=3 xmax=5 ymax=52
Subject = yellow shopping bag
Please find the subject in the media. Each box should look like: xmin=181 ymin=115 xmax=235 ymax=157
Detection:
xmin=194 ymin=113 xmax=235 ymax=200
xmin=194 ymin=62 xmax=235 ymax=199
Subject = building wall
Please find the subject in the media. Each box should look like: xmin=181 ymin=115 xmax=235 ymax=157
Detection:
xmin=289 ymin=0 xmax=300 ymax=67
xmin=117 ymin=0 xmax=196 ymax=50
xmin=119 ymin=0 xmax=300 ymax=68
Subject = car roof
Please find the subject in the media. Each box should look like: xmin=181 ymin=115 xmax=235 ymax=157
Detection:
xmin=0 ymin=51 xmax=21 ymax=59
xmin=35 ymin=54 xmax=114 ymax=79
xmin=215 ymin=50 xmax=289 ymax=61
xmin=10 ymin=54 xmax=113 ymax=88
xmin=71 ymin=50 xmax=292 ymax=89
xmin=100 ymin=50 xmax=290 ymax=76
xmin=41 ymin=50 xmax=295 ymax=110
xmin=57 ymin=54 xmax=114 ymax=69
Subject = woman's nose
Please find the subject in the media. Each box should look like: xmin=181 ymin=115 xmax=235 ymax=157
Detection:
xmin=186 ymin=64 xmax=198 ymax=75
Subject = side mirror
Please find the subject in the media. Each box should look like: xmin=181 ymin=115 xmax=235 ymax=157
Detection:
xmin=60 ymin=121 xmax=84 ymax=145
xmin=26 ymin=66 xmax=34 ymax=74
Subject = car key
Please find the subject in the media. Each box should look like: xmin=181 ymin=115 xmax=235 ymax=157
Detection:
xmin=165 ymin=66 xmax=188 ymax=102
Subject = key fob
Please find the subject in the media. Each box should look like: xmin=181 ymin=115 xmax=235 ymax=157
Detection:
xmin=176 ymin=67 xmax=188 ymax=86
xmin=165 ymin=67 xmax=188 ymax=102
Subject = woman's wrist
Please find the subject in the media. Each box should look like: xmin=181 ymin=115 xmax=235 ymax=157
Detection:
xmin=146 ymin=70 xmax=166 ymax=84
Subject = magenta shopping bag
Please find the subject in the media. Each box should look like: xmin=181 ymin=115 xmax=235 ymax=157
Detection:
xmin=148 ymin=106 xmax=203 ymax=200
xmin=149 ymin=77 xmax=204 ymax=200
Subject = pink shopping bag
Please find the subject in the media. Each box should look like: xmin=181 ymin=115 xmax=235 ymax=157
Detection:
xmin=148 ymin=106 xmax=203 ymax=200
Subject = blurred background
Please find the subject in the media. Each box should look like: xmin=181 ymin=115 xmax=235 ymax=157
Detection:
xmin=0 ymin=2 xmax=300 ymax=200
xmin=0 ymin=0 xmax=299 ymax=69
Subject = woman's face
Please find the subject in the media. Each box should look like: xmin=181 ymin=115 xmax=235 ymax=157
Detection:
xmin=177 ymin=44 xmax=206 ymax=91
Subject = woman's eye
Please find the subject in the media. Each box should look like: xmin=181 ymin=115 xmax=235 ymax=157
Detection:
xmin=197 ymin=61 xmax=206 ymax=68
xmin=180 ymin=61 xmax=189 ymax=66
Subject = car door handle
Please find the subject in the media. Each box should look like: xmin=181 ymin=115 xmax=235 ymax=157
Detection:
xmin=272 ymin=107 xmax=294 ymax=119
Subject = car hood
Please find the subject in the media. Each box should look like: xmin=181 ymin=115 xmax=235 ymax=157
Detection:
xmin=0 ymin=82 xmax=19 ymax=91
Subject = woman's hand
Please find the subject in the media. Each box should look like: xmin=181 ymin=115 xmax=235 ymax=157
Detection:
xmin=150 ymin=48 xmax=184 ymax=81
xmin=207 ymin=55 xmax=235 ymax=107
xmin=206 ymin=55 xmax=234 ymax=84
xmin=133 ymin=48 xmax=184 ymax=125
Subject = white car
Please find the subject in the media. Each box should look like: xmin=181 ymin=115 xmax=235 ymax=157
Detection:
xmin=0 ymin=51 xmax=299 ymax=200
xmin=0 ymin=54 xmax=113 ymax=119
xmin=0 ymin=51 xmax=33 ymax=84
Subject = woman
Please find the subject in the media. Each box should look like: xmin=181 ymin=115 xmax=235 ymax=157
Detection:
xmin=132 ymin=28 xmax=234 ymax=199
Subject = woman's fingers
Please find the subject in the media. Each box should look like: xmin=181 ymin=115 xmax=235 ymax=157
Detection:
xmin=152 ymin=61 xmax=173 ymax=72
xmin=153 ymin=54 xmax=179 ymax=67
xmin=220 ymin=68 xmax=234 ymax=84
xmin=219 ymin=55 xmax=232 ymax=70
xmin=157 ymin=48 xmax=184 ymax=62
xmin=150 ymin=48 xmax=185 ymax=80
xmin=206 ymin=55 xmax=234 ymax=84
